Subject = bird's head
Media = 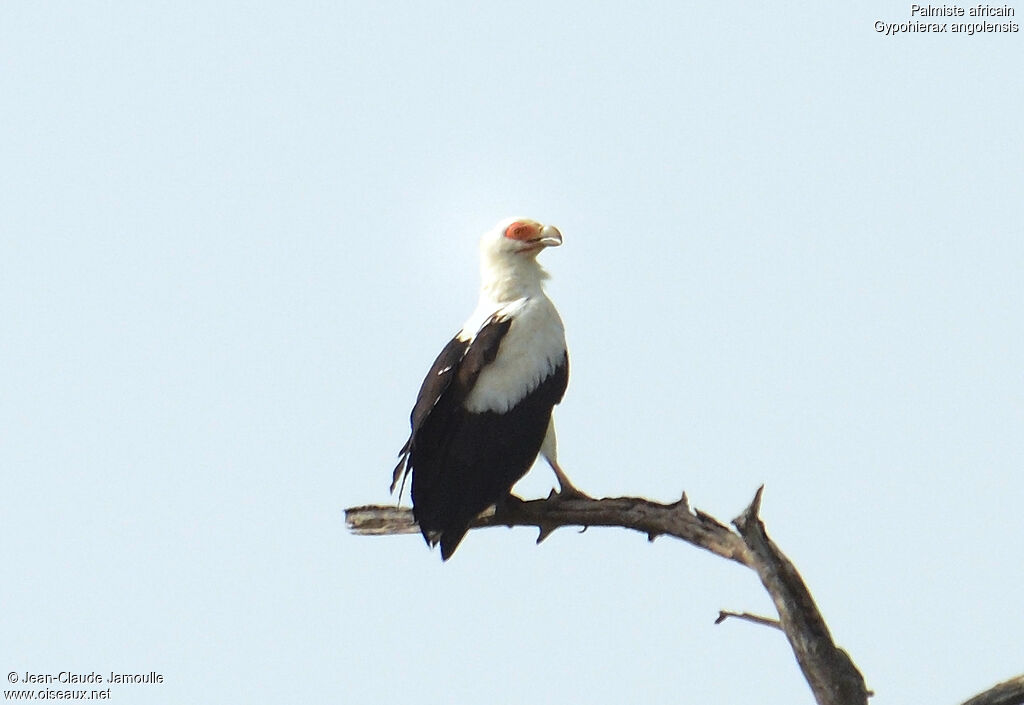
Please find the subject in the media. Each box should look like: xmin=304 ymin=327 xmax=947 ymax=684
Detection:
xmin=482 ymin=217 xmax=563 ymax=259
xmin=478 ymin=217 xmax=563 ymax=300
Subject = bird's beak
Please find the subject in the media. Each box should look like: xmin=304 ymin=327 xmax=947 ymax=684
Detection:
xmin=535 ymin=224 xmax=563 ymax=248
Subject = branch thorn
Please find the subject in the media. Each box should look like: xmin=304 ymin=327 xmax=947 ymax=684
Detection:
xmin=536 ymin=524 xmax=556 ymax=544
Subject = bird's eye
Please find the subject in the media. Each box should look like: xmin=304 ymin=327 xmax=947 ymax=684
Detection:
xmin=504 ymin=221 xmax=537 ymax=241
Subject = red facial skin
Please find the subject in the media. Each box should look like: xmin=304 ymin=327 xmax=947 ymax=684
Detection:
xmin=503 ymin=221 xmax=541 ymax=242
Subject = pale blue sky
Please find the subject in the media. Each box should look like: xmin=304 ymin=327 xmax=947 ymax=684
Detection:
xmin=2 ymin=3 xmax=1021 ymax=703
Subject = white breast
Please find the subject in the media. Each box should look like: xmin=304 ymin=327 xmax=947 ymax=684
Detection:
xmin=460 ymin=296 xmax=566 ymax=414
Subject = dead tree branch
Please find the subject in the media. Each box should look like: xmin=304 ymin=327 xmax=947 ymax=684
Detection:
xmin=347 ymin=486 xmax=867 ymax=705
xmin=347 ymin=487 xmax=1021 ymax=705
xmin=348 ymin=491 xmax=750 ymax=564
xmin=733 ymin=487 xmax=870 ymax=705
xmin=960 ymin=675 xmax=1024 ymax=705
xmin=715 ymin=609 xmax=782 ymax=630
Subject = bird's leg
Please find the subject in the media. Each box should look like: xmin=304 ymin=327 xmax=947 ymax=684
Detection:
xmin=540 ymin=417 xmax=590 ymax=499
xmin=547 ymin=457 xmax=590 ymax=500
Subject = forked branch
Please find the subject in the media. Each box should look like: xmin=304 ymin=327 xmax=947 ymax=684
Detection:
xmin=347 ymin=486 xmax=867 ymax=705
xmin=346 ymin=488 xmax=1021 ymax=705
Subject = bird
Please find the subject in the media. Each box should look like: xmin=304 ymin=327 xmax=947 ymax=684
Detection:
xmin=392 ymin=217 xmax=582 ymax=560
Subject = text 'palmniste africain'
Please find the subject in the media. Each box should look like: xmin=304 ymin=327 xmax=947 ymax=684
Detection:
xmin=874 ymin=4 xmax=1019 ymax=34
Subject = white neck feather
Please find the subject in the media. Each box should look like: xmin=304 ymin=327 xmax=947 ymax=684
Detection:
xmin=455 ymin=236 xmax=566 ymax=413
xmin=479 ymin=250 xmax=550 ymax=303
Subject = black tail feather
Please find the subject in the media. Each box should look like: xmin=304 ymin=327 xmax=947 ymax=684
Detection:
xmin=439 ymin=526 xmax=470 ymax=561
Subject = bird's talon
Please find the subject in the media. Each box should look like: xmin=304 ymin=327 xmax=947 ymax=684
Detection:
xmin=499 ymin=494 xmax=526 ymax=509
xmin=553 ymin=485 xmax=591 ymax=501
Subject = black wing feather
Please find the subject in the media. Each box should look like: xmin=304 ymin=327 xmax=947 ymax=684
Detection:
xmin=391 ymin=315 xmax=512 ymax=493
xmin=393 ymin=313 xmax=568 ymax=560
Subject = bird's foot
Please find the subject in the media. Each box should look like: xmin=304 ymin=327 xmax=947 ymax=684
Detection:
xmin=548 ymin=460 xmax=591 ymax=501
xmin=497 ymin=493 xmax=527 ymax=511
xmin=548 ymin=482 xmax=592 ymax=502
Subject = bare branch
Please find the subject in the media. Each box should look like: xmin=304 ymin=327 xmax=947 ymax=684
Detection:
xmin=346 ymin=486 xmax=870 ymax=705
xmin=348 ymin=487 xmax=1020 ymax=705
xmin=347 ymin=492 xmax=752 ymax=565
xmin=345 ymin=504 xmax=420 ymax=535
xmin=715 ymin=609 xmax=782 ymax=630
xmin=733 ymin=487 xmax=870 ymax=705
xmin=961 ymin=675 xmax=1024 ymax=705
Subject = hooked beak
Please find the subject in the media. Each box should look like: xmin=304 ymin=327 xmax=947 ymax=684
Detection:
xmin=533 ymin=224 xmax=563 ymax=248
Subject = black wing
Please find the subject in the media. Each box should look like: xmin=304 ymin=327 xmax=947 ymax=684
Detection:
xmin=391 ymin=315 xmax=512 ymax=494
xmin=394 ymin=314 xmax=568 ymax=560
